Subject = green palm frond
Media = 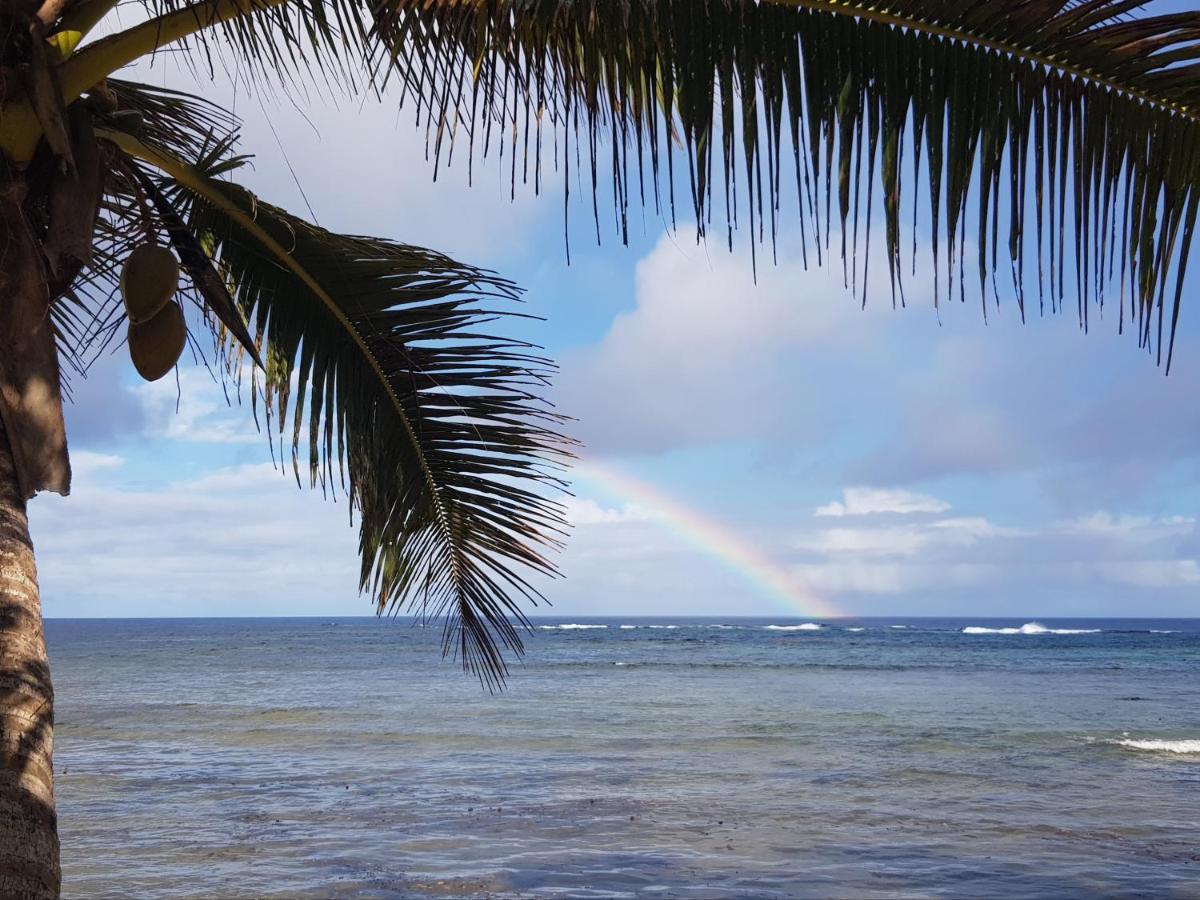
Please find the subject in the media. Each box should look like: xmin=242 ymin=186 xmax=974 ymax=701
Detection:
xmin=87 ymin=0 xmax=373 ymax=94
xmin=103 ymin=132 xmax=572 ymax=686
xmin=50 ymin=80 xmax=250 ymax=374
xmin=50 ymin=81 xmax=569 ymax=685
xmin=103 ymin=78 xmax=243 ymax=165
xmin=369 ymin=0 xmax=1200 ymax=367
xmin=58 ymin=3 xmax=1200 ymax=362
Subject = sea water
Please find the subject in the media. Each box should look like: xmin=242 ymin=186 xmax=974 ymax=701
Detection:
xmin=47 ymin=617 xmax=1200 ymax=898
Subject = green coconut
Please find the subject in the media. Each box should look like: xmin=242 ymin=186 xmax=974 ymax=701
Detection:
xmin=128 ymin=302 xmax=187 ymax=382
xmin=120 ymin=245 xmax=180 ymax=324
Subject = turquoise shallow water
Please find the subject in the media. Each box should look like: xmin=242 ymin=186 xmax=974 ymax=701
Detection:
xmin=47 ymin=617 xmax=1200 ymax=898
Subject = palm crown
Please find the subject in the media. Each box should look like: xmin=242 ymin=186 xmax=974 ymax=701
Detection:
xmin=2 ymin=1 xmax=1199 ymax=895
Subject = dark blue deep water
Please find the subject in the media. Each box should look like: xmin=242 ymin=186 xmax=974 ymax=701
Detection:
xmin=47 ymin=617 xmax=1200 ymax=898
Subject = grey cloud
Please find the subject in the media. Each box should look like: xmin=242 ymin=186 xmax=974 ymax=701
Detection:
xmin=1176 ymin=524 xmax=1200 ymax=558
xmin=557 ymin=219 xmax=1200 ymax=517
xmin=62 ymin=353 xmax=146 ymax=447
xmin=848 ymin=319 xmax=1200 ymax=507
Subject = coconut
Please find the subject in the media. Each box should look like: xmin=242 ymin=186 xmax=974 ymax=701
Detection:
xmin=120 ymin=245 xmax=180 ymax=324
xmin=128 ymin=301 xmax=187 ymax=382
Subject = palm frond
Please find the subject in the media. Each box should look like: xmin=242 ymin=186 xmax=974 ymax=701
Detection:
xmin=53 ymin=80 xmax=570 ymax=685
xmin=105 ymin=135 xmax=573 ymax=687
xmin=47 ymin=81 xmax=243 ymax=377
xmin=102 ymin=77 xmax=242 ymax=164
xmin=370 ymin=0 xmax=1200 ymax=368
xmin=68 ymin=0 xmax=373 ymax=97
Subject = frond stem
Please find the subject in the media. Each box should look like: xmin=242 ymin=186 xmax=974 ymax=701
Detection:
xmin=98 ymin=128 xmax=455 ymax=548
xmin=57 ymin=0 xmax=289 ymax=101
xmin=773 ymin=0 xmax=1198 ymax=123
xmin=3 ymin=0 xmax=1196 ymax=163
xmin=1 ymin=0 xmax=288 ymax=163
xmin=47 ymin=0 xmax=121 ymax=60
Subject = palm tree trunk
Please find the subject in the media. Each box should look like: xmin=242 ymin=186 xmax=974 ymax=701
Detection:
xmin=0 ymin=417 xmax=60 ymax=899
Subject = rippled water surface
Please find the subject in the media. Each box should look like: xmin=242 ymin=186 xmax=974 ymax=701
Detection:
xmin=48 ymin=617 xmax=1200 ymax=898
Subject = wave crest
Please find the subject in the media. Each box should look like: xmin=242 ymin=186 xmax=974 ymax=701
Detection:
xmin=1112 ymin=738 xmax=1200 ymax=755
xmin=962 ymin=622 xmax=1100 ymax=635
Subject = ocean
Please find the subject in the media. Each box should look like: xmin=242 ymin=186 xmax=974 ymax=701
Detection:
xmin=46 ymin=616 xmax=1200 ymax=898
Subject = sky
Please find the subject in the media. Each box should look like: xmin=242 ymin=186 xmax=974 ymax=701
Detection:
xmin=29 ymin=10 xmax=1200 ymax=621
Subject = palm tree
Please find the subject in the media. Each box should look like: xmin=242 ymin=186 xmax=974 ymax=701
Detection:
xmin=1 ymin=0 xmax=1197 ymax=894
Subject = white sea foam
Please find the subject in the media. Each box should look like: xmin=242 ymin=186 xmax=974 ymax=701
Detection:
xmin=1112 ymin=738 xmax=1200 ymax=755
xmin=765 ymin=623 xmax=822 ymax=631
xmin=541 ymin=624 xmax=608 ymax=630
xmin=962 ymin=622 xmax=1100 ymax=635
xmin=1150 ymin=630 xmax=1179 ymax=634
xmin=846 ymin=627 xmax=866 ymax=632
xmin=619 ymin=625 xmax=637 ymax=630
xmin=889 ymin=625 xmax=909 ymax=629
xmin=648 ymin=625 xmax=678 ymax=629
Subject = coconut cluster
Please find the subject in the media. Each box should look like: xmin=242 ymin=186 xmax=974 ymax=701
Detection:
xmin=121 ymin=245 xmax=186 ymax=381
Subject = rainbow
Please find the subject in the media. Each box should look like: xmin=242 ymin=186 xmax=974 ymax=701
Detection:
xmin=573 ymin=459 xmax=846 ymax=619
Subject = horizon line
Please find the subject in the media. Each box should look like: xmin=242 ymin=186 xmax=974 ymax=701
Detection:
xmin=41 ymin=614 xmax=1200 ymax=621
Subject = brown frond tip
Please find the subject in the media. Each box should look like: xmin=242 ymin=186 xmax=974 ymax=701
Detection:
xmin=375 ymin=0 xmax=1200 ymax=369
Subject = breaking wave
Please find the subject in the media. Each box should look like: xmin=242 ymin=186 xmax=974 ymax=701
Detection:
xmin=764 ymin=623 xmax=823 ymax=631
xmin=962 ymin=622 xmax=1100 ymax=635
xmin=1112 ymin=738 xmax=1200 ymax=755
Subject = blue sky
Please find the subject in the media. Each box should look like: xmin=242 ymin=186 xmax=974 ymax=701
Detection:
xmin=31 ymin=17 xmax=1200 ymax=620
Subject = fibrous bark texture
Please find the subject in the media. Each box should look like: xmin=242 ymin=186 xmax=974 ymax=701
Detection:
xmin=0 ymin=417 xmax=59 ymax=898
xmin=0 ymin=172 xmax=71 ymax=500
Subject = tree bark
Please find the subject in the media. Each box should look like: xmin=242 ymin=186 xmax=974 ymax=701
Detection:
xmin=0 ymin=416 xmax=59 ymax=898
xmin=0 ymin=169 xmax=71 ymax=501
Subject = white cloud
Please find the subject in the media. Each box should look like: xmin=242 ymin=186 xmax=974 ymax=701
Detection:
xmin=814 ymin=486 xmax=951 ymax=517
xmin=118 ymin=54 xmax=548 ymax=265
xmin=30 ymin=460 xmax=361 ymax=617
xmin=133 ymin=367 xmax=263 ymax=445
xmin=1098 ymin=560 xmax=1200 ymax=589
xmin=31 ymin=442 xmax=1200 ymax=618
xmin=551 ymin=473 xmax=1200 ymax=612
xmin=784 ymin=504 xmax=1199 ymax=600
xmin=799 ymin=526 xmax=931 ymax=557
xmin=1058 ymin=511 xmax=1195 ymax=540
xmin=929 ymin=517 xmax=1019 ymax=537
xmin=786 ymin=561 xmax=995 ymax=595
xmin=796 ymin=512 xmax=1022 ymax=560
xmin=564 ymin=497 xmax=653 ymax=525
xmin=558 ymin=229 xmax=912 ymax=453
xmin=68 ymin=451 xmax=125 ymax=477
